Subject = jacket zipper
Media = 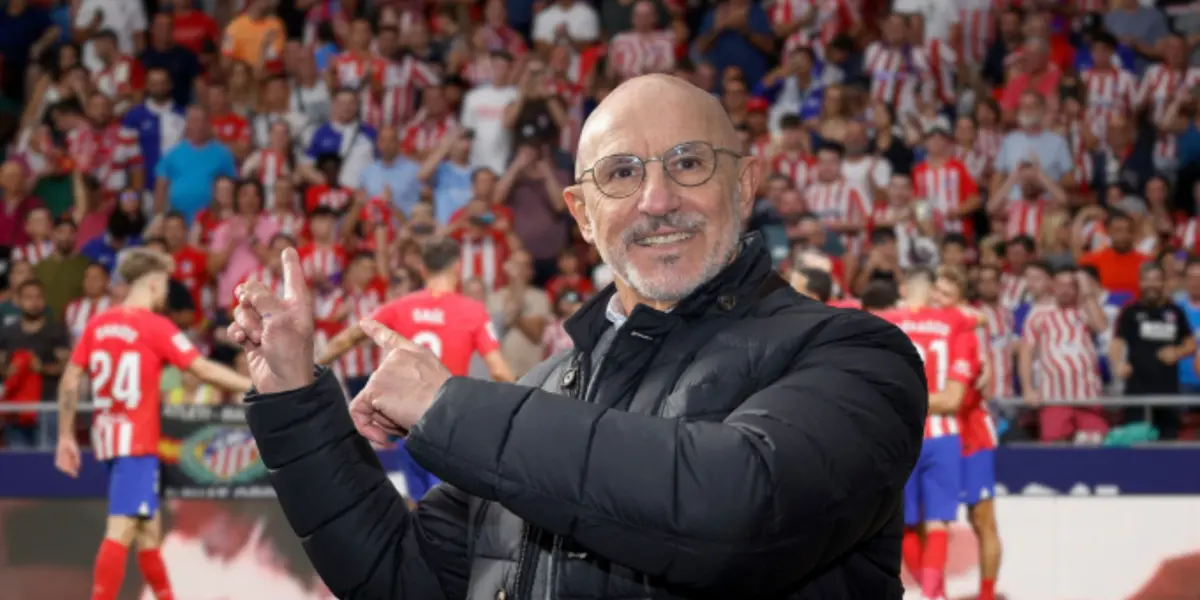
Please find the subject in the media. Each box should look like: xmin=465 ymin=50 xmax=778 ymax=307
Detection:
xmin=513 ymin=353 xmax=587 ymax=600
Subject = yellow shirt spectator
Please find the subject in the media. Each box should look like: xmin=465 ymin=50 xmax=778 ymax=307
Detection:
xmin=222 ymin=14 xmax=285 ymax=67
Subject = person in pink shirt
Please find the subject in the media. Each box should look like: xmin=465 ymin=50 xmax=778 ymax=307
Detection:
xmin=209 ymin=180 xmax=279 ymax=313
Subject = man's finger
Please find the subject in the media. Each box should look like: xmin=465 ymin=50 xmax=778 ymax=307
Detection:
xmin=241 ymin=280 xmax=288 ymax=318
xmin=231 ymin=307 xmax=264 ymax=345
xmin=360 ymin=318 xmax=413 ymax=351
xmin=349 ymin=397 xmax=390 ymax=444
xmin=280 ymin=247 xmax=309 ymax=303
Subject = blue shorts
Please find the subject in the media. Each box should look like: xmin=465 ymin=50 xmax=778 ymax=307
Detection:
xmin=105 ymin=456 xmax=161 ymax=518
xmin=904 ymin=436 xmax=962 ymax=526
xmin=960 ymin=449 xmax=997 ymax=506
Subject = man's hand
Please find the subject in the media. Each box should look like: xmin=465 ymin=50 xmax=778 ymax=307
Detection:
xmin=56 ymin=438 xmax=81 ymax=478
xmin=347 ymin=318 xmax=452 ymax=444
xmin=1024 ymin=389 xmax=1042 ymax=407
xmin=1158 ymin=346 xmax=1181 ymax=366
xmin=1115 ymin=362 xmax=1134 ymax=379
xmin=228 ymin=248 xmax=315 ymax=394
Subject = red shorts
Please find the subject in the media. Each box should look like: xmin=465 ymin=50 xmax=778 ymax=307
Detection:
xmin=1039 ymin=405 xmax=1109 ymax=442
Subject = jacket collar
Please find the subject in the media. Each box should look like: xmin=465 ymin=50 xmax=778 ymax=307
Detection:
xmin=565 ymin=232 xmax=775 ymax=352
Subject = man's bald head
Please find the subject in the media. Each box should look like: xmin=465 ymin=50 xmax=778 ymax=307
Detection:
xmin=576 ymin=74 xmax=739 ymax=178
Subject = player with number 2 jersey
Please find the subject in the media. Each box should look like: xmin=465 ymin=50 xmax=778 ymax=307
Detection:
xmin=55 ymin=249 xmax=253 ymax=600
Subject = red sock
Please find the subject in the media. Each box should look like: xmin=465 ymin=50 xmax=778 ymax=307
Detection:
xmin=918 ymin=529 xmax=948 ymax=599
xmin=92 ymin=539 xmax=128 ymax=600
xmin=979 ymin=578 xmax=997 ymax=600
xmin=138 ymin=549 xmax=175 ymax=600
xmin=901 ymin=528 xmax=922 ymax=577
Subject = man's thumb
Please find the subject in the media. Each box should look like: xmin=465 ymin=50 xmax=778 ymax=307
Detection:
xmin=360 ymin=319 xmax=404 ymax=349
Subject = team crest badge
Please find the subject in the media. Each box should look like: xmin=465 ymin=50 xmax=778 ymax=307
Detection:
xmin=179 ymin=425 xmax=267 ymax=484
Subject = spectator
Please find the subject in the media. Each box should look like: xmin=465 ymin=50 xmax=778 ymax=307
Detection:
xmin=531 ymin=0 xmax=601 ymax=53
xmin=11 ymin=206 xmax=54 ymax=265
xmin=501 ymin=143 xmax=572 ymax=283
xmin=62 ymin=262 xmax=111 ymax=341
xmin=0 ymin=260 xmax=35 ymax=327
xmin=417 ymin=126 xmax=476 ymax=224
xmin=122 ymin=67 xmax=186 ymax=192
xmin=1105 ymin=0 xmax=1170 ymax=73
xmin=994 ymin=91 xmax=1074 ymax=200
xmin=486 ymin=248 xmax=550 ymax=378
xmin=221 ymin=0 xmax=285 ymax=70
xmin=0 ymin=279 xmax=70 ymax=445
xmin=304 ymin=88 xmax=376 ymax=189
xmin=757 ymin=47 xmax=823 ymax=134
xmin=540 ymin=287 xmax=581 ymax=357
xmin=607 ymin=1 xmax=677 ymax=80
xmin=1020 ymin=266 xmax=1110 ymax=443
xmin=1111 ymin=262 xmax=1194 ymax=439
xmin=0 ymin=0 xmax=58 ymax=102
xmin=1080 ymin=211 xmax=1150 ymax=296
xmin=0 ymin=161 xmax=44 ymax=248
xmin=358 ymin=126 xmax=421 ymax=216
xmin=1000 ymin=39 xmax=1064 ymax=122
xmin=167 ymin=0 xmax=220 ymax=56
xmin=32 ymin=217 xmax=88 ymax=318
xmin=694 ymin=0 xmax=773 ymax=87
xmin=461 ymin=51 xmax=520 ymax=175
xmin=154 ymin=105 xmax=238 ymax=221
xmin=74 ymin=0 xmax=148 ymax=73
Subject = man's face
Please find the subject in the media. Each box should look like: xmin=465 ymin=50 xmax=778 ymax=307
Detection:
xmin=310 ymin=215 xmax=334 ymax=241
xmin=883 ymin=15 xmax=906 ymax=43
xmin=0 ymin=162 xmax=23 ymax=191
xmin=507 ymin=251 xmax=534 ymax=284
xmin=1186 ymin=264 xmax=1200 ymax=299
xmin=25 ymin=208 xmax=51 ymax=239
xmin=816 ymin=150 xmax=841 ymax=181
xmin=472 ymin=170 xmax=496 ymax=198
xmin=888 ymin=176 xmax=912 ymax=204
xmin=766 ymin=177 xmax=789 ymax=203
xmin=152 ymin=14 xmax=172 ymax=46
xmin=208 ymin=86 xmax=230 ymax=113
xmin=1141 ymin=268 xmax=1165 ymax=303
xmin=83 ymin=265 xmax=109 ymax=297
xmin=631 ymin=1 xmax=656 ymax=30
xmin=942 ymin=243 xmax=965 ymax=267
xmin=1109 ymin=218 xmax=1134 ymax=252
xmin=1026 ymin=267 xmax=1050 ymax=298
xmin=87 ymin=94 xmax=112 ymax=124
xmin=843 ymin=124 xmax=867 ymax=156
xmin=350 ymin=20 xmax=372 ymax=49
xmin=567 ymin=88 xmax=755 ymax=304
xmin=933 ymin=278 xmax=960 ymax=308
xmin=1016 ymin=95 xmax=1043 ymax=130
xmin=978 ymin=269 xmax=1000 ymax=301
xmin=1054 ymin=272 xmax=1079 ymax=305
xmin=334 ymin=92 xmax=358 ymax=122
xmin=423 ymin=87 xmax=447 ymax=116
xmin=925 ymin=133 xmax=950 ymax=156
xmin=185 ymin=108 xmax=209 ymax=140
xmin=1006 ymin=242 xmax=1029 ymax=269
xmin=378 ymin=127 xmax=400 ymax=158
xmin=18 ymin=285 xmax=46 ymax=317
xmin=53 ymin=222 xmax=76 ymax=253
xmin=147 ymin=71 xmax=171 ymax=102
xmin=1092 ymin=43 xmax=1113 ymax=67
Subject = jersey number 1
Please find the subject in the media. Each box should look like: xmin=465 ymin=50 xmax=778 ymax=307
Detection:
xmin=90 ymin=351 xmax=142 ymax=410
xmin=913 ymin=338 xmax=949 ymax=391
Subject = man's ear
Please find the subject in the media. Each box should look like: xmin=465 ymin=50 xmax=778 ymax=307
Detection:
xmin=736 ymin=155 xmax=761 ymax=221
xmin=564 ymin=185 xmax=595 ymax=244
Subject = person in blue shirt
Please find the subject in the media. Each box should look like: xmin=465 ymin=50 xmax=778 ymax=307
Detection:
xmin=693 ymin=0 xmax=774 ymax=88
xmin=357 ymin=126 xmax=421 ymax=217
xmin=80 ymin=192 xmax=146 ymax=273
xmin=153 ymin=105 xmax=237 ymax=223
xmin=754 ymin=46 xmax=824 ymax=133
xmin=1177 ymin=257 xmax=1200 ymax=393
xmin=122 ymin=67 xmax=187 ymax=191
xmin=417 ymin=126 xmax=477 ymax=224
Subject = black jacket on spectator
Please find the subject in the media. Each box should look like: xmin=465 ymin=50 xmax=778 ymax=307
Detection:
xmin=245 ymin=234 xmax=927 ymax=600
xmin=1088 ymin=133 xmax=1157 ymax=197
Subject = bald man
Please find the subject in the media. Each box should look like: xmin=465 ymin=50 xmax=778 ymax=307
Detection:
xmin=238 ymin=74 xmax=927 ymax=600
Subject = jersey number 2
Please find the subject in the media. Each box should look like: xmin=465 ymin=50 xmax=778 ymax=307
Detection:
xmin=411 ymin=331 xmax=443 ymax=359
xmin=913 ymin=338 xmax=949 ymax=391
xmin=90 ymin=351 xmax=142 ymax=410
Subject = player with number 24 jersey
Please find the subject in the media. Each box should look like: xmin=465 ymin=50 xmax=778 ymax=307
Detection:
xmin=69 ymin=307 xmax=201 ymax=460
xmin=370 ymin=289 xmax=500 ymax=377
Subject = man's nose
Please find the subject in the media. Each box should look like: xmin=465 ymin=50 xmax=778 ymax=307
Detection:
xmin=636 ymin=165 xmax=681 ymax=217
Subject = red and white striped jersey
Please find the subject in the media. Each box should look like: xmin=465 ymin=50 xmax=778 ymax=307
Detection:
xmin=550 ymin=78 xmax=585 ymax=153
xmin=912 ymin=158 xmax=979 ymax=239
xmin=336 ymin=283 xmax=388 ymax=378
xmin=401 ymin=113 xmax=457 ymax=156
xmin=456 ymin=230 xmax=510 ymax=291
xmin=372 ymin=55 xmax=439 ymax=126
xmin=1174 ymin=216 xmax=1200 ymax=255
xmin=241 ymin=149 xmax=291 ymax=202
xmin=1022 ymin=303 xmax=1102 ymax=402
xmin=263 ymin=211 xmax=306 ymax=241
xmin=924 ymin=38 xmax=958 ymax=107
xmin=864 ymin=42 xmax=930 ymax=113
xmin=11 ymin=239 xmax=53 ymax=265
xmin=69 ymin=307 xmax=201 ymax=460
xmin=298 ymin=243 xmax=348 ymax=281
xmin=977 ymin=301 xmax=1015 ymax=400
xmin=65 ymin=296 xmax=112 ymax=341
xmin=957 ymin=0 xmax=997 ymax=65
xmin=772 ymin=0 xmax=858 ymax=59
xmin=954 ymin=145 xmax=988 ymax=181
xmin=749 ymin=135 xmax=773 ymax=159
xmin=91 ymin=55 xmax=143 ymax=111
xmin=607 ymin=30 xmax=676 ymax=79
xmin=771 ymin=151 xmax=816 ymax=190
xmin=329 ymin=52 xmax=387 ymax=90
xmin=1138 ymin=64 xmax=1200 ymax=163
xmin=67 ymin=121 xmax=142 ymax=193
xmin=999 ymin=272 xmax=1026 ymax=310
xmin=879 ymin=305 xmax=978 ymax=439
xmin=1081 ymin=68 xmax=1138 ymax=138
xmin=361 ymin=87 xmax=409 ymax=130
xmin=1004 ymin=197 xmax=1051 ymax=240
xmin=802 ymin=179 xmax=868 ymax=253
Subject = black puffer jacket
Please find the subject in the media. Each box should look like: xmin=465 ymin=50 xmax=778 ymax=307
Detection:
xmin=245 ymin=234 xmax=927 ymax=600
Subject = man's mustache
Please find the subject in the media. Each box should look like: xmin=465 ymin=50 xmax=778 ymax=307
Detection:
xmin=621 ymin=213 xmax=706 ymax=245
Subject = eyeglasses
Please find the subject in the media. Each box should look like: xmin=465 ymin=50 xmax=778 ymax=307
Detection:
xmin=575 ymin=141 xmax=743 ymax=199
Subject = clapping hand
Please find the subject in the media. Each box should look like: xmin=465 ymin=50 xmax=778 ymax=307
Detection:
xmin=348 ymin=319 xmax=451 ymax=444
xmin=228 ymin=248 xmax=315 ymax=395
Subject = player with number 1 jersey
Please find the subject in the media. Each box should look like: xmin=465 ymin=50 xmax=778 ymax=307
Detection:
xmin=55 ymin=249 xmax=253 ymax=600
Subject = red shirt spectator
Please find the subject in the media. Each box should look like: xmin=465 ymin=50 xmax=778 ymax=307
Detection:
xmin=170 ymin=0 xmax=221 ymax=54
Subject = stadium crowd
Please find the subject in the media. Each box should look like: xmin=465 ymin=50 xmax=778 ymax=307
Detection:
xmin=1 ymin=0 xmax=1200 ymax=450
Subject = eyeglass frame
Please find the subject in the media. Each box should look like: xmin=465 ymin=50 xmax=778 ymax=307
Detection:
xmin=573 ymin=140 xmax=745 ymax=199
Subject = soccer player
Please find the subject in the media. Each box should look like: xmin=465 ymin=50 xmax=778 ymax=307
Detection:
xmin=933 ymin=267 xmax=1003 ymax=600
xmin=868 ymin=268 xmax=977 ymax=600
xmin=54 ymin=248 xmax=254 ymax=600
xmin=318 ymin=236 xmax=514 ymax=383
